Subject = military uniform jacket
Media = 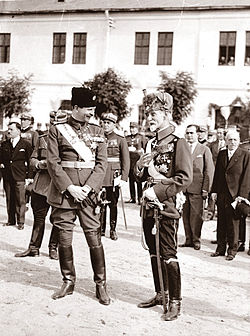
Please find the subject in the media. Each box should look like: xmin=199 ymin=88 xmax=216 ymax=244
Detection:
xmin=102 ymin=131 xmax=130 ymax=187
xmin=135 ymin=125 xmax=193 ymax=218
xmin=0 ymin=138 xmax=33 ymax=181
xmin=21 ymin=127 xmax=39 ymax=149
xmin=47 ymin=117 xmax=107 ymax=209
xmin=185 ymin=142 xmax=214 ymax=194
xmin=30 ymin=134 xmax=51 ymax=197
xmin=126 ymin=133 xmax=146 ymax=170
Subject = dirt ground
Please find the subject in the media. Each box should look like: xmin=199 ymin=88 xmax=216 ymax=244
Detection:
xmin=0 ymin=182 xmax=249 ymax=336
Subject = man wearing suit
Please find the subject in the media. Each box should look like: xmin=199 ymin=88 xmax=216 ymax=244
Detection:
xmin=47 ymin=87 xmax=110 ymax=305
xmin=0 ymin=120 xmax=33 ymax=230
xmin=210 ymin=130 xmax=250 ymax=260
xmin=101 ymin=112 xmax=130 ymax=240
xmin=125 ymin=122 xmax=146 ymax=204
xmin=180 ymin=125 xmax=214 ymax=250
xmin=208 ymin=128 xmax=226 ymax=165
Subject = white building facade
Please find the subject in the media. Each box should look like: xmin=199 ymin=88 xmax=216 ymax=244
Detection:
xmin=0 ymin=0 xmax=250 ymax=134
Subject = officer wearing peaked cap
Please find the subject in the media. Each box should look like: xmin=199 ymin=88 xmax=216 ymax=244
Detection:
xmin=126 ymin=121 xmax=146 ymax=204
xmin=101 ymin=111 xmax=130 ymax=240
xmin=134 ymin=91 xmax=192 ymax=321
xmin=46 ymin=87 xmax=110 ymax=305
xmin=20 ymin=112 xmax=38 ymax=149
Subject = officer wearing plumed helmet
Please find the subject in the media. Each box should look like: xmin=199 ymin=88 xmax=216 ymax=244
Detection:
xmin=135 ymin=91 xmax=192 ymax=320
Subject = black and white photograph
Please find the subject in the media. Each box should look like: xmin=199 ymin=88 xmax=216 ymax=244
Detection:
xmin=0 ymin=1 xmax=249 ymax=335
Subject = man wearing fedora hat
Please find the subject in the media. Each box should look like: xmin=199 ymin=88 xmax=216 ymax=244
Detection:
xmin=100 ymin=112 xmax=130 ymax=240
xmin=134 ymin=91 xmax=192 ymax=321
xmin=126 ymin=122 xmax=146 ymax=205
xmin=46 ymin=87 xmax=110 ymax=305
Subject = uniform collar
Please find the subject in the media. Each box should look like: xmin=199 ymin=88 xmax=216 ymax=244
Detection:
xmin=156 ymin=124 xmax=175 ymax=141
xmin=69 ymin=116 xmax=88 ymax=130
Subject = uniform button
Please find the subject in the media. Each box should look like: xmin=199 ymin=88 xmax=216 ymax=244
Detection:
xmin=10 ymin=161 xmax=12 ymax=163
xmin=79 ymin=168 xmax=82 ymax=171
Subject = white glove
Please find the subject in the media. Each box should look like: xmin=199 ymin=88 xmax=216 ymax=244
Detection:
xmin=114 ymin=175 xmax=126 ymax=188
xmin=25 ymin=178 xmax=33 ymax=187
xmin=143 ymin=187 xmax=158 ymax=201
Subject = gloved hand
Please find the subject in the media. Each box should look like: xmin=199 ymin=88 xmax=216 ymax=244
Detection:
xmin=143 ymin=187 xmax=158 ymax=201
xmin=202 ymin=190 xmax=208 ymax=200
xmin=67 ymin=184 xmax=91 ymax=202
xmin=114 ymin=175 xmax=126 ymax=188
xmin=25 ymin=178 xmax=33 ymax=187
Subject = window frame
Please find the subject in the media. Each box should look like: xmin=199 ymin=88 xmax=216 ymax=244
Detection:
xmin=218 ymin=31 xmax=236 ymax=66
xmin=245 ymin=31 xmax=250 ymax=66
xmin=52 ymin=32 xmax=66 ymax=64
xmin=72 ymin=32 xmax=87 ymax=64
xmin=134 ymin=32 xmax=150 ymax=65
xmin=0 ymin=33 xmax=10 ymax=63
xmin=157 ymin=32 xmax=173 ymax=66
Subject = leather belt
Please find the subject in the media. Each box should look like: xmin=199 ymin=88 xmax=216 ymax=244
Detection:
xmin=107 ymin=157 xmax=120 ymax=162
xmin=61 ymin=161 xmax=95 ymax=169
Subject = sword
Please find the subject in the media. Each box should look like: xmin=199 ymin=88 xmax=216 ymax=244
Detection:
xmin=152 ymin=200 xmax=167 ymax=315
xmin=114 ymin=170 xmax=127 ymax=230
xmin=120 ymin=186 xmax=127 ymax=230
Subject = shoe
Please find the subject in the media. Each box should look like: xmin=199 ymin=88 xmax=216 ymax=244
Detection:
xmin=96 ymin=284 xmax=111 ymax=305
xmin=52 ymin=281 xmax=74 ymax=300
xmin=110 ymin=230 xmax=118 ymax=241
xmin=101 ymin=231 xmax=105 ymax=237
xmin=125 ymin=199 xmax=136 ymax=204
xmin=3 ymin=222 xmax=16 ymax=226
xmin=17 ymin=223 xmax=24 ymax=230
xmin=164 ymin=300 xmax=181 ymax=321
xmin=138 ymin=198 xmax=142 ymax=205
xmin=49 ymin=249 xmax=58 ymax=260
xmin=237 ymin=243 xmax=245 ymax=252
xmin=210 ymin=251 xmax=224 ymax=257
xmin=247 ymin=249 xmax=250 ymax=256
xmin=225 ymin=255 xmax=234 ymax=261
xmin=211 ymin=240 xmax=217 ymax=244
xmin=15 ymin=248 xmax=39 ymax=257
xmin=179 ymin=243 xmax=193 ymax=248
xmin=138 ymin=292 xmax=165 ymax=308
xmin=194 ymin=244 xmax=201 ymax=250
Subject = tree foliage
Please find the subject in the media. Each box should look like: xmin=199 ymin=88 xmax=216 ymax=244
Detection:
xmin=157 ymin=71 xmax=198 ymax=124
xmin=84 ymin=68 xmax=132 ymax=122
xmin=0 ymin=70 xmax=33 ymax=119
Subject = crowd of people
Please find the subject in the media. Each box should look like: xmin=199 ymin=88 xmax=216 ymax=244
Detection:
xmin=0 ymin=87 xmax=249 ymax=321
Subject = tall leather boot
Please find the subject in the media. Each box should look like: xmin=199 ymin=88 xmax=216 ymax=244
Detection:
xmin=52 ymin=245 xmax=76 ymax=300
xmin=138 ymin=255 xmax=168 ymax=310
xmin=89 ymin=244 xmax=110 ymax=305
xmin=100 ymin=206 xmax=107 ymax=236
xmin=164 ymin=261 xmax=181 ymax=321
xmin=110 ymin=221 xmax=118 ymax=241
xmin=48 ymin=226 xmax=59 ymax=260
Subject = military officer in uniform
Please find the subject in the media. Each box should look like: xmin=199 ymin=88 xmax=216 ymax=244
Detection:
xmin=101 ymin=112 xmax=130 ymax=240
xmin=20 ymin=112 xmax=39 ymax=209
xmin=20 ymin=112 xmax=39 ymax=149
xmin=134 ymin=91 xmax=192 ymax=321
xmin=15 ymin=114 xmax=60 ymax=259
xmin=126 ymin=122 xmax=146 ymax=204
xmin=47 ymin=87 xmax=110 ymax=305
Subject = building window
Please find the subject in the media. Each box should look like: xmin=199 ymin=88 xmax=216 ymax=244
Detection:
xmin=72 ymin=33 xmax=87 ymax=64
xmin=219 ymin=31 xmax=236 ymax=66
xmin=0 ymin=33 xmax=10 ymax=63
xmin=157 ymin=32 xmax=173 ymax=65
xmin=134 ymin=32 xmax=150 ymax=65
xmin=52 ymin=33 xmax=66 ymax=64
xmin=245 ymin=31 xmax=250 ymax=66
